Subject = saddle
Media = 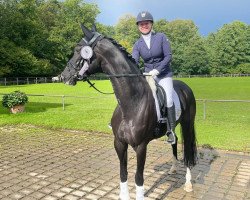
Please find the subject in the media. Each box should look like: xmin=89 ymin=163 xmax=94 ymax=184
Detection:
xmin=154 ymin=83 xmax=171 ymax=137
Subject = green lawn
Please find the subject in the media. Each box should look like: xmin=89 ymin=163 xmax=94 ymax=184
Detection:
xmin=0 ymin=77 xmax=249 ymax=152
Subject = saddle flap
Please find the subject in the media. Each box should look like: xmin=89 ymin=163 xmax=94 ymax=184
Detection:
xmin=156 ymin=84 xmax=166 ymax=114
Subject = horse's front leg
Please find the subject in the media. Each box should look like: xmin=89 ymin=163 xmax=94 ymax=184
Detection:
xmin=135 ymin=143 xmax=147 ymax=200
xmin=114 ymin=138 xmax=129 ymax=200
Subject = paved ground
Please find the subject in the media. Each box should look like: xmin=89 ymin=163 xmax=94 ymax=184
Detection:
xmin=0 ymin=125 xmax=249 ymax=200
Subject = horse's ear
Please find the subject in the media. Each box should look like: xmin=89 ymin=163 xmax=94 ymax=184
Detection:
xmin=80 ymin=23 xmax=94 ymax=40
xmin=91 ymin=24 xmax=97 ymax=32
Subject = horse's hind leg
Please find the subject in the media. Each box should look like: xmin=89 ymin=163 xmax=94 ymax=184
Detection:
xmin=169 ymin=138 xmax=178 ymax=174
xmin=184 ymin=167 xmax=193 ymax=192
xmin=114 ymin=138 xmax=129 ymax=200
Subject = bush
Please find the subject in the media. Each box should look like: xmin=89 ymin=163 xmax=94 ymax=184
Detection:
xmin=2 ymin=91 xmax=28 ymax=108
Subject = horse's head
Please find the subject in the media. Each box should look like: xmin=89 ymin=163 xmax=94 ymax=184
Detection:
xmin=60 ymin=24 xmax=103 ymax=85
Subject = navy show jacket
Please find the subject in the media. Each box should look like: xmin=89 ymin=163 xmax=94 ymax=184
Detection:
xmin=132 ymin=32 xmax=173 ymax=78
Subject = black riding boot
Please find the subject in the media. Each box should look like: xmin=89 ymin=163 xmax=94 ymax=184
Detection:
xmin=166 ymin=105 xmax=176 ymax=144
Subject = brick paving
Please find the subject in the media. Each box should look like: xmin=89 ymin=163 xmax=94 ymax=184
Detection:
xmin=0 ymin=125 xmax=249 ymax=200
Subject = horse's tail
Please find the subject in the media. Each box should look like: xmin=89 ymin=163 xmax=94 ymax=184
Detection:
xmin=178 ymin=81 xmax=197 ymax=168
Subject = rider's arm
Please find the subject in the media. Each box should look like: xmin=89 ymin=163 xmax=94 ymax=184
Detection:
xmin=156 ymin=33 xmax=172 ymax=73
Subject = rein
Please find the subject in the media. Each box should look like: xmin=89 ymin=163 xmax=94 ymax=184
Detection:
xmin=84 ymin=73 xmax=150 ymax=95
xmin=85 ymin=79 xmax=114 ymax=94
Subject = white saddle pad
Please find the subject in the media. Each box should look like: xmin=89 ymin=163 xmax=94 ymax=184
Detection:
xmin=146 ymin=76 xmax=181 ymax=122
xmin=153 ymin=89 xmax=181 ymax=122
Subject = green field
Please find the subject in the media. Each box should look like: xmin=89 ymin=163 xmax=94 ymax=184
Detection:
xmin=0 ymin=77 xmax=250 ymax=152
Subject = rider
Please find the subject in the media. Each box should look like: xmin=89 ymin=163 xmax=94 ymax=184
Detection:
xmin=132 ymin=11 xmax=176 ymax=144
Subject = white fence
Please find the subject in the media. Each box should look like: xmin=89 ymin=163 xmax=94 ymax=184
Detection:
xmin=1 ymin=93 xmax=249 ymax=119
xmin=1 ymin=74 xmax=250 ymax=85
xmin=0 ymin=77 xmax=53 ymax=85
xmin=196 ymin=99 xmax=250 ymax=119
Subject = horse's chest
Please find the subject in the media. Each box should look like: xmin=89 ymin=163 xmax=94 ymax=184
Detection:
xmin=117 ymin=119 xmax=148 ymax=146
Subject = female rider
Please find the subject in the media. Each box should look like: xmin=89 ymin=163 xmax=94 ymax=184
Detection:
xmin=132 ymin=11 xmax=176 ymax=144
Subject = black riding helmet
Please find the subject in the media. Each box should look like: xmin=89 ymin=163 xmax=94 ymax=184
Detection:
xmin=136 ymin=11 xmax=154 ymax=24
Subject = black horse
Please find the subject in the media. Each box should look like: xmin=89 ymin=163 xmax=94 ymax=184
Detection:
xmin=60 ymin=24 xmax=197 ymax=200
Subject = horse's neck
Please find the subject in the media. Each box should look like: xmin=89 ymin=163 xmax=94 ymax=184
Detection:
xmin=97 ymin=39 xmax=152 ymax=111
xmin=111 ymin=76 xmax=147 ymax=107
xmin=104 ymin=61 xmax=145 ymax=108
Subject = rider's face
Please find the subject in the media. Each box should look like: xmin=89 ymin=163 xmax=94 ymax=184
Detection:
xmin=138 ymin=21 xmax=153 ymax=35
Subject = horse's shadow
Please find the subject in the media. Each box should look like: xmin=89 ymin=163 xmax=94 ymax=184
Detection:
xmin=144 ymin=147 xmax=219 ymax=199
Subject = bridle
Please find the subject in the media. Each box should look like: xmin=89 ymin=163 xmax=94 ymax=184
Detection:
xmin=68 ymin=32 xmax=149 ymax=94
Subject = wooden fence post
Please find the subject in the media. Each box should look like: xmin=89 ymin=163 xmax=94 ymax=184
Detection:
xmin=62 ymin=95 xmax=65 ymax=110
xmin=203 ymin=100 xmax=206 ymax=119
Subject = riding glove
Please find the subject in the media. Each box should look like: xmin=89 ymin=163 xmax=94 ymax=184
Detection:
xmin=148 ymin=69 xmax=159 ymax=78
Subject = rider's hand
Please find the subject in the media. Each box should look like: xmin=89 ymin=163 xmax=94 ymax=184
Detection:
xmin=148 ymin=69 xmax=159 ymax=78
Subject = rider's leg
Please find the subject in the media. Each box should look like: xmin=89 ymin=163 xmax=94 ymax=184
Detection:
xmin=166 ymin=105 xmax=176 ymax=144
xmin=156 ymin=76 xmax=176 ymax=144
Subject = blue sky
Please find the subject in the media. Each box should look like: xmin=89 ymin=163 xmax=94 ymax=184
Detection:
xmin=85 ymin=0 xmax=250 ymax=36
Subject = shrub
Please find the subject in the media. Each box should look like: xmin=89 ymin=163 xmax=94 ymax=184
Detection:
xmin=2 ymin=91 xmax=28 ymax=108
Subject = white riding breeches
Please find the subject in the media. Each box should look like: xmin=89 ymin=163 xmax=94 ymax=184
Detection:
xmin=155 ymin=76 xmax=174 ymax=108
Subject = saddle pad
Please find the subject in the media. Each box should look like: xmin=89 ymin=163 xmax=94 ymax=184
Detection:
xmin=145 ymin=76 xmax=181 ymax=122
xmin=153 ymin=89 xmax=181 ymax=122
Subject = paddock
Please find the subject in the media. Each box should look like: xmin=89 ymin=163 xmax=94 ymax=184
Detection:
xmin=0 ymin=125 xmax=249 ymax=200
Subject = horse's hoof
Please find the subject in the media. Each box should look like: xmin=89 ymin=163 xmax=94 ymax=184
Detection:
xmin=168 ymin=168 xmax=177 ymax=175
xmin=184 ymin=183 xmax=193 ymax=192
xmin=119 ymin=195 xmax=130 ymax=200
xmin=168 ymin=166 xmax=177 ymax=175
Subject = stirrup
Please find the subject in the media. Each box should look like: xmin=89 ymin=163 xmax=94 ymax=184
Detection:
xmin=166 ymin=131 xmax=176 ymax=145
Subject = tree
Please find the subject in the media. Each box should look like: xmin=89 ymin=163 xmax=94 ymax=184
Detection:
xmin=48 ymin=0 xmax=100 ymax=72
xmin=0 ymin=0 xmax=100 ymax=77
xmin=182 ymin=36 xmax=209 ymax=75
xmin=155 ymin=19 xmax=203 ymax=74
xmin=206 ymin=21 xmax=250 ymax=74
xmin=114 ymin=14 xmax=139 ymax=53
xmin=0 ymin=0 xmax=52 ymax=77
xmin=96 ymin=23 xmax=115 ymax=38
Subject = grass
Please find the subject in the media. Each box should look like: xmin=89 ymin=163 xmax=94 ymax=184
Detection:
xmin=0 ymin=77 xmax=250 ymax=152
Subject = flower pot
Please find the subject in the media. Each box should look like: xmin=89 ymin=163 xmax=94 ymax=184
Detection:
xmin=10 ymin=105 xmax=25 ymax=114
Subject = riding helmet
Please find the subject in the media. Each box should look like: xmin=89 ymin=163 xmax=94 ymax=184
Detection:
xmin=136 ymin=11 xmax=154 ymax=24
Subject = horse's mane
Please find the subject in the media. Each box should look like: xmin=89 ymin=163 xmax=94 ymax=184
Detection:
xmin=105 ymin=36 xmax=137 ymax=66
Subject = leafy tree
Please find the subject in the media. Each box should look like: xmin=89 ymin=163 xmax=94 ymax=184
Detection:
xmin=0 ymin=0 xmax=100 ymax=77
xmin=234 ymin=63 xmax=250 ymax=74
xmin=155 ymin=19 xmax=202 ymax=74
xmin=1 ymin=0 xmax=249 ymax=77
xmin=114 ymin=14 xmax=139 ymax=52
xmin=48 ymin=0 xmax=100 ymax=72
xmin=182 ymin=36 xmax=209 ymax=75
xmin=206 ymin=21 xmax=250 ymax=74
xmin=96 ymin=23 xmax=115 ymax=38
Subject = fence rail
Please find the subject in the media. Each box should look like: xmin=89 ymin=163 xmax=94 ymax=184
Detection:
xmin=196 ymin=99 xmax=250 ymax=119
xmin=0 ymin=93 xmax=249 ymax=119
xmin=0 ymin=77 xmax=53 ymax=85
xmin=1 ymin=74 xmax=250 ymax=85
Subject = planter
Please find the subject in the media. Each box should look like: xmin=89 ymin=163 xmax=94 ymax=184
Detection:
xmin=2 ymin=91 xmax=28 ymax=113
xmin=10 ymin=104 xmax=25 ymax=114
